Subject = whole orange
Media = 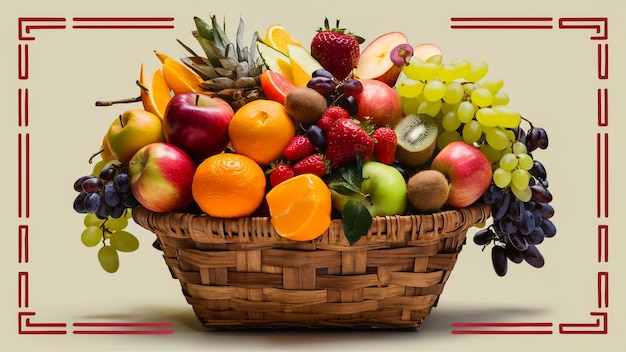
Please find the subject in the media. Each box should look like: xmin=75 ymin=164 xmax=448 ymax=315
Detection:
xmin=228 ymin=99 xmax=296 ymax=166
xmin=192 ymin=153 xmax=266 ymax=218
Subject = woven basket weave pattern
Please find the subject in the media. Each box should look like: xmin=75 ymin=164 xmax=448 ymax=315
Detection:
xmin=133 ymin=203 xmax=490 ymax=329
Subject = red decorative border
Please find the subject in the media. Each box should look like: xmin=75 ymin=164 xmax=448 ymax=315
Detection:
xmin=16 ymin=16 xmax=175 ymax=335
xmin=450 ymin=17 xmax=610 ymax=335
xmin=13 ymin=14 xmax=612 ymax=337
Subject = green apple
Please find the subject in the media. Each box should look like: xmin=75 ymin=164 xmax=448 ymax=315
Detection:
xmin=107 ymin=109 xmax=165 ymax=164
xmin=330 ymin=161 xmax=407 ymax=217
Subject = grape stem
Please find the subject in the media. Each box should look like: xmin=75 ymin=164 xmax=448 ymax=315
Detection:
xmin=521 ymin=115 xmax=535 ymax=129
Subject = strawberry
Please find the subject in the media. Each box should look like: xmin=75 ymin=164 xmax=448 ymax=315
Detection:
xmin=293 ymin=154 xmax=330 ymax=178
xmin=317 ymin=106 xmax=350 ymax=132
xmin=325 ymin=118 xmax=374 ymax=169
xmin=372 ymin=127 xmax=397 ymax=165
xmin=267 ymin=163 xmax=295 ymax=187
xmin=310 ymin=18 xmax=364 ymax=81
xmin=283 ymin=135 xmax=315 ymax=161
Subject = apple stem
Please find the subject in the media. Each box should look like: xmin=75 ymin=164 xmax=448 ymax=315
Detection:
xmin=95 ymin=96 xmax=142 ymax=107
xmin=88 ymin=149 xmax=105 ymax=164
xmin=195 ymin=94 xmax=200 ymax=105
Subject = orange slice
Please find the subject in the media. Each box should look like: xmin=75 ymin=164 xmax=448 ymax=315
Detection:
xmin=264 ymin=24 xmax=303 ymax=55
xmin=259 ymin=70 xmax=295 ymax=105
xmin=139 ymin=63 xmax=171 ymax=120
xmin=154 ymin=51 xmax=204 ymax=95
xmin=265 ymin=174 xmax=332 ymax=241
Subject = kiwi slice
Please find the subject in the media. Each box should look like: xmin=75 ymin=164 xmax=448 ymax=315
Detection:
xmin=394 ymin=114 xmax=438 ymax=167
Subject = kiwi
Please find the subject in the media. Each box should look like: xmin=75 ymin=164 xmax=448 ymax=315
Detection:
xmin=407 ymin=170 xmax=450 ymax=213
xmin=283 ymin=87 xmax=328 ymax=124
xmin=394 ymin=114 xmax=438 ymax=167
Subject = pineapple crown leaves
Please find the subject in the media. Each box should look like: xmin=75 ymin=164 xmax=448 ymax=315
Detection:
xmin=316 ymin=18 xmax=365 ymax=44
xmin=177 ymin=15 xmax=262 ymax=80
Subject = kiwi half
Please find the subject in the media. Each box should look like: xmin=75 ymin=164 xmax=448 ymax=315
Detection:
xmin=394 ymin=114 xmax=438 ymax=167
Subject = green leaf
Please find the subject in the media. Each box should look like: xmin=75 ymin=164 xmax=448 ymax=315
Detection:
xmin=193 ymin=16 xmax=213 ymax=40
xmin=327 ymin=178 xmax=361 ymax=196
xmin=342 ymin=200 xmax=372 ymax=246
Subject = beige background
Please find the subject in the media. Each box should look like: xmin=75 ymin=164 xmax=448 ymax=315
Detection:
xmin=1 ymin=0 xmax=624 ymax=350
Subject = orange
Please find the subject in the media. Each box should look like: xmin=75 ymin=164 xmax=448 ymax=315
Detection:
xmin=139 ymin=63 xmax=171 ymax=120
xmin=154 ymin=50 xmax=204 ymax=95
xmin=265 ymin=174 xmax=331 ymax=241
xmin=259 ymin=70 xmax=295 ymax=105
xmin=228 ymin=99 xmax=296 ymax=166
xmin=192 ymin=153 xmax=266 ymax=218
xmin=264 ymin=24 xmax=303 ymax=56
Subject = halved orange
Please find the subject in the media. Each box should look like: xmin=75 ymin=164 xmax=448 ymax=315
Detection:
xmin=264 ymin=24 xmax=303 ymax=56
xmin=259 ymin=70 xmax=295 ymax=105
xmin=154 ymin=51 xmax=204 ymax=95
xmin=139 ymin=63 xmax=171 ymax=120
xmin=265 ymin=174 xmax=332 ymax=241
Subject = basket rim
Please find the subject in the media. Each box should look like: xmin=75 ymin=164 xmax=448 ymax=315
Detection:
xmin=132 ymin=202 xmax=491 ymax=248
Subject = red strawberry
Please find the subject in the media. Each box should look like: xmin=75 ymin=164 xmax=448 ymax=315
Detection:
xmin=267 ymin=163 xmax=295 ymax=187
xmin=310 ymin=18 xmax=364 ymax=81
xmin=283 ymin=135 xmax=315 ymax=161
xmin=325 ymin=118 xmax=374 ymax=169
xmin=293 ymin=154 xmax=330 ymax=178
xmin=317 ymin=106 xmax=350 ymax=132
xmin=372 ymin=127 xmax=397 ymax=165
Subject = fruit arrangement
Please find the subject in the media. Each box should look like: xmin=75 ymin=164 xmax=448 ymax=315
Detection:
xmin=72 ymin=15 xmax=556 ymax=277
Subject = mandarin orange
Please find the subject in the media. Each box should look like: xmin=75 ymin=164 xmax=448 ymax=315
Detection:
xmin=228 ymin=99 xmax=296 ymax=166
xmin=192 ymin=153 xmax=266 ymax=218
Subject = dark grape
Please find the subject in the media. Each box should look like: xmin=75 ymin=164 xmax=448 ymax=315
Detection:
xmin=73 ymin=192 xmax=88 ymax=213
xmin=99 ymin=167 xmax=117 ymax=181
xmin=97 ymin=200 xmax=113 ymax=218
xmin=103 ymin=183 xmax=121 ymax=207
xmin=504 ymin=244 xmax=523 ymax=264
xmin=491 ymin=246 xmax=508 ymax=276
xmin=539 ymin=219 xmax=557 ymax=238
xmin=509 ymin=126 xmax=526 ymax=144
xmin=537 ymin=128 xmax=549 ymax=149
xmin=518 ymin=210 xmax=536 ymax=236
xmin=391 ymin=162 xmax=415 ymax=182
xmin=527 ymin=226 xmax=545 ymax=245
xmin=306 ymin=124 xmax=327 ymax=151
xmin=497 ymin=218 xmax=518 ymax=235
xmin=492 ymin=191 xmax=511 ymax=221
xmin=536 ymin=202 xmax=555 ymax=219
xmin=81 ymin=177 xmax=102 ymax=193
xmin=507 ymin=197 xmax=524 ymax=222
xmin=311 ymin=69 xmax=335 ymax=79
xmin=482 ymin=183 xmax=504 ymax=205
xmin=537 ymin=179 xmax=549 ymax=188
xmin=73 ymin=175 xmax=91 ymax=192
xmin=521 ymin=243 xmax=545 ymax=268
xmin=473 ymin=227 xmax=495 ymax=245
xmin=307 ymin=76 xmax=336 ymax=95
xmin=336 ymin=95 xmax=358 ymax=116
xmin=530 ymin=184 xmax=552 ymax=203
xmin=508 ymin=232 xmax=529 ymax=251
xmin=529 ymin=160 xmax=547 ymax=180
xmin=114 ymin=173 xmax=130 ymax=192
xmin=83 ymin=192 xmax=101 ymax=213
xmin=111 ymin=205 xmax=125 ymax=219
xmin=121 ymin=191 xmax=138 ymax=208
xmin=341 ymin=79 xmax=363 ymax=96
xmin=526 ymin=128 xmax=542 ymax=151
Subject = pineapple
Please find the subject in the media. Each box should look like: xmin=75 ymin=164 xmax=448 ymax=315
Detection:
xmin=178 ymin=15 xmax=264 ymax=110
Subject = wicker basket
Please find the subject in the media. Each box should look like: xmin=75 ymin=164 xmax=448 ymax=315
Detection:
xmin=132 ymin=202 xmax=490 ymax=329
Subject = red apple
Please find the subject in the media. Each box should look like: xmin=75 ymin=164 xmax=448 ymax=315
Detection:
xmin=163 ymin=92 xmax=235 ymax=161
xmin=354 ymin=32 xmax=409 ymax=86
xmin=353 ymin=79 xmax=404 ymax=128
xmin=128 ymin=142 xmax=196 ymax=213
xmin=430 ymin=141 xmax=492 ymax=208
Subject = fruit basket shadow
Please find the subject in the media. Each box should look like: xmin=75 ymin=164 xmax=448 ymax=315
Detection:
xmin=132 ymin=202 xmax=490 ymax=329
